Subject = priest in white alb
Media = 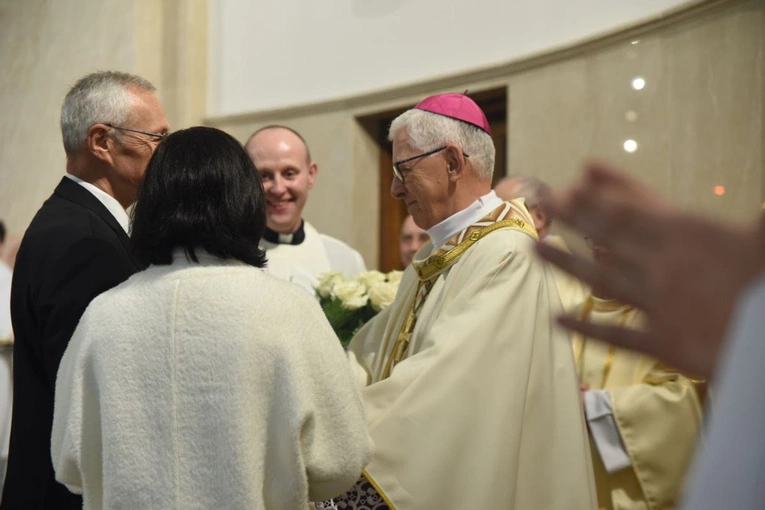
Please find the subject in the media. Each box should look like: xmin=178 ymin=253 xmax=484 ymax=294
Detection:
xmin=245 ymin=126 xmax=366 ymax=291
xmin=573 ymin=241 xmax=705 ymax=509
xmin=318 ymin=94 xmax=597 ymax=510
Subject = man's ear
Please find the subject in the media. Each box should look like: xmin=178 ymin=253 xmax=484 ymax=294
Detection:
xmin=87 ymin=124 xmax=114 ymax=164
xmin=444 ymin=145 xmax=466 ymax=182
xmin=307 ymin=162 xmax=318 ymax=189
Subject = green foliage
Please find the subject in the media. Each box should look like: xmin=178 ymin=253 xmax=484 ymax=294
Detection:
xmin=320 ymin=296 xmax=377 ymax=347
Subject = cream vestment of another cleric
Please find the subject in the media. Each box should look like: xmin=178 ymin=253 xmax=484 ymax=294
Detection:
xmin=262 ymin=221 xmax=366 ymax=291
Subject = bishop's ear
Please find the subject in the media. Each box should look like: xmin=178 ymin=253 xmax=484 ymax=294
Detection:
xmin=444 ymin=145 xmax=466 ymax=181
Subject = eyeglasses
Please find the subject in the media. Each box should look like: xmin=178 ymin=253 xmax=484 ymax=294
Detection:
xmin=392 ymin=146 xmax=469 ymax=184
xmin=105 ymin=123 xmax=168 ymax=142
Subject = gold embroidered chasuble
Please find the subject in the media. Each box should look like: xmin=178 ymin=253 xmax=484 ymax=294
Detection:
xmin=573 ymin=296 xmax=705 ymax=510
xmin=345 ymin=201 xmax=598 ymax=510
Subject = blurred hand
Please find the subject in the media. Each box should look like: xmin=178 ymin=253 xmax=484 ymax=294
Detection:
xmin=537 ymin=161 xmax=765 ymax=379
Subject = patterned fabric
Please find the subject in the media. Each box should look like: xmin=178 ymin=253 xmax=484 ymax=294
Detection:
xmin=381 ymin=201 xmax=537 ymax=379
xmin=412 ymin=201 xmax=537 ymax=280
xmin=316 ymin=475 xmax=391 ymax=510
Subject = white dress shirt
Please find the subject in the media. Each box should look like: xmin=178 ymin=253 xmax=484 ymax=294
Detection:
xmin=65 ymin=174 xmax=130 ymax=233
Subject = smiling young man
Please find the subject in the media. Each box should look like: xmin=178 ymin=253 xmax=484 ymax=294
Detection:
xmin=245 ymin=126 xmax=365 ymax=290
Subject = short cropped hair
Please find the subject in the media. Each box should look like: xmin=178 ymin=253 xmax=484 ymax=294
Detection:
xmin=245 ymin=125 xmax=312 ymax=164
xmin=131 ymin=126 xmax=267 ymax=267
xmin=60 ymin=71 xmax=156 ymax=155
xmin=388 ymin=109 xmax=495 ymax=180
xmin=0 ymin=221 xmax=5 ymax=244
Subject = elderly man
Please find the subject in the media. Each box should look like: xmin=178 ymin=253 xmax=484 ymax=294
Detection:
xmin=398 ymin=214 xmax=428 ymax=267
xmin=3 ymin=71 xmax=168 ymax=508
xmin=321 ymin=94 xmax=596 ymax=510
xmin=245 ymin=126 xmax=365 ymax=289
xmin=496 ymin=175 xmax=588 ymax=311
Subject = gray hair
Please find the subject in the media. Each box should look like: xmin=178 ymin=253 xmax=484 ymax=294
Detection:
xmin=60 ymin=71 xmax=156 ymax=155
xmin=388 ymin=109 xmax=495 ymax=181
xmin=505 ymin=175 xmax=550 ymax=208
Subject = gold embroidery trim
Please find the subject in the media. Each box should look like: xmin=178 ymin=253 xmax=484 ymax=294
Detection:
xmin=415 ymin=217 xmax=537 ymax=281
xmin=381 ymin=281 xmax=424 ymax=380
xmin=362 ymin=469 xmax=396 ymax=509
xmin=382 ymin=217 xmax=534 ymax=380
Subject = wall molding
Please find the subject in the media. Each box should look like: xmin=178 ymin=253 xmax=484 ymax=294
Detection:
xmin=205 ymin=0 xmax=740 ymax=126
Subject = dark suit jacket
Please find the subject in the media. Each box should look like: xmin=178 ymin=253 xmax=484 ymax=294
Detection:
xmin=2 ymin=177 xmax=144 ymax=509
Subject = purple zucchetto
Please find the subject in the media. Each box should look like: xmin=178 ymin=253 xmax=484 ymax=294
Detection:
xmin=413 ymin=93 xmax=491 ymax=135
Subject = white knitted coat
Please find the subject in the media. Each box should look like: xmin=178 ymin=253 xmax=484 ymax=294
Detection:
xmin=52 ymin=252 xmax=372 ymax=509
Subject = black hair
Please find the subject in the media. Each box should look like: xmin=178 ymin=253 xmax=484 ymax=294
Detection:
xmin=131 ymin=126 xmax=267 ymax=267
xmin=0 ymin=221 xmax=5 ymax=244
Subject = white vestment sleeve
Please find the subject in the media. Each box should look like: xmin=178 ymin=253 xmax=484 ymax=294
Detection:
xmin=584 ymin=390 xmax=632 ymax=473
xmin=681 ymin=273 xmax=765 ymax=510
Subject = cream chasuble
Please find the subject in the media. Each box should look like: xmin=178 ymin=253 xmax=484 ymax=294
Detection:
xmin=573 ymin=297 xmax=705 ymax=510
xmin=544 ymin=234 xmax=589 ymax=312
xmin=329 ymin=201 xmax=597 ymax=510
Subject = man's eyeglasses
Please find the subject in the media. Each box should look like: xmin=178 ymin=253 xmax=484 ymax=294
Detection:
xmin=392 ymin=146 xmax=469 ymax=183
xmin=105 ymin=123 xmax=168 ymax=142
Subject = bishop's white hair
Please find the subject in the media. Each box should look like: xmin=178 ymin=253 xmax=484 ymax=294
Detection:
xmin=388 ymin=109 xmax=495 ymax=181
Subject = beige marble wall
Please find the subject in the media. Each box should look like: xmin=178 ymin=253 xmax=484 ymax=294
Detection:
xmin=0 ymin=0 xmax=137 ymax=234
xmin=211 ymin=0 xmax=763 ymax=269
xmin=0 ymin=0 xmax=207 ymax=236
xmin=508 ymin=0 xmax=764 ymax=224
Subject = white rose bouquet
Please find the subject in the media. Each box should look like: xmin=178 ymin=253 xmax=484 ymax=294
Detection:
xmin=316 ymin=270 xmax=402 ymax=347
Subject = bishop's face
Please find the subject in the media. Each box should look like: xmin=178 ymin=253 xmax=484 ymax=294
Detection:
xmin=390 ymin=129 xmax=452 ymax=231
xmin=246 ymin=128 xmax=316 ymax=234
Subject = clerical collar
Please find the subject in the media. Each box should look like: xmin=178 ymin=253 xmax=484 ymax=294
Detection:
xmin=426 ymin=191 xmax=503 ymax=252
xmin=263 ymin=221 xmax=306 ymax=245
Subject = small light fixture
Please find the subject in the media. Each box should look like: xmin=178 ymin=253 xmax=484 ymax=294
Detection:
xmin=631 ymin=39 xmax=641 ymax=45
xmin=714 ymin=185 xmax=725 ymax=196
xmin=631 ymin=77 xmax=646 ymax=90
xmin=623 ymin=139 xmax=638 ymax=153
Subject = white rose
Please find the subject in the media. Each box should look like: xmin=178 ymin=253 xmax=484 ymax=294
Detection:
xmin=316 ymin=271 xmax=345 ymax=298
xmin=386 ymin=270 xmax=403 ymax=284
xmin=369 ymin=281 xmax=398 ymax=312
xmin=356 ymin=270 xmax=387 ymax=291
xmin=332 ymin=280 xmax=369 ymax=310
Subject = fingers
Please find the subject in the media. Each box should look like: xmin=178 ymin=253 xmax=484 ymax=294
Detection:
xmin=557 ymin=316 xmax=658 ymax=358
xmin=536 ymin=243 xmax=651 ymax=310
xmin=541 ymin=166 xmax=668 ymax=266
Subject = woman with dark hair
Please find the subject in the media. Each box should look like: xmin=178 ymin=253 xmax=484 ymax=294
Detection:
xmin=50 ymin=127 xmax=372 ymax=509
